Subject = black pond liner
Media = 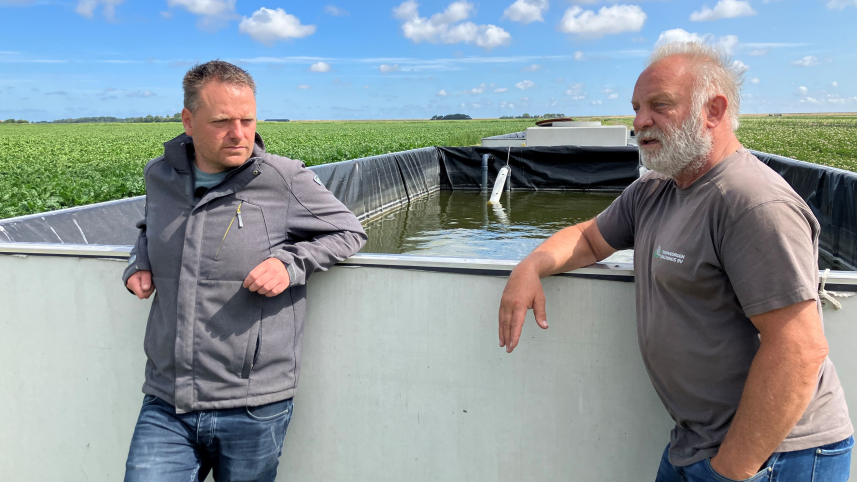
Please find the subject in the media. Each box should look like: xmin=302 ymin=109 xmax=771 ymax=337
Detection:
xmin=0 ymin=145 xmax=854 ymax=271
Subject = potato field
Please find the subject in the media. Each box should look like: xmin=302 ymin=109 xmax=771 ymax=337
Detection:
xmin=0 ymin=115 xmax=855 ymax=219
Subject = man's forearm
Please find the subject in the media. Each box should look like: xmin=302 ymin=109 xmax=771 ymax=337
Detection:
xmin=713 ymin=340 xmax=824 ymax=477
xmin=520 ymin=220 xmax=601 ymax=278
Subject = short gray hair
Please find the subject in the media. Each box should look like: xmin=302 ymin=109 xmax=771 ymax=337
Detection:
xmin=182 ymin=60 xmax=256 ymax=112
xmin=647 ymin=42 xmax=744 ymax=131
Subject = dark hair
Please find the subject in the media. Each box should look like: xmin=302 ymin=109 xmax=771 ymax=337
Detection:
xmin=182 ymin=60 xmax=256 ymax=112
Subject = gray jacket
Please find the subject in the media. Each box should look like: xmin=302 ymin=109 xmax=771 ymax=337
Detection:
xmin=122 ymin=133 xmax=366 ymax=414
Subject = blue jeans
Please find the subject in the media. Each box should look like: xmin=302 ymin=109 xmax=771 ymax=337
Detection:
xmin=655 ymin=436 xmax=854 ymax=482
xmin=124 ymin=395 xmax=294 ymax=482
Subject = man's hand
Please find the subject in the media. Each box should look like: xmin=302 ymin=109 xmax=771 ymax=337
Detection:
xmin=498 ymin=263 xmax=549 ymax=353
xmin=127 ymin=270 xmax=155 ymax=300
xmin=244 ymin=258 xmax=291 ymax=297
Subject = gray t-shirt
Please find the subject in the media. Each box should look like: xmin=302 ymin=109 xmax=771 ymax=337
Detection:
xmin=596 ymin=148 xmax=852 ymax=466
xmin=193 ymin=164 xmax=231 ymax=190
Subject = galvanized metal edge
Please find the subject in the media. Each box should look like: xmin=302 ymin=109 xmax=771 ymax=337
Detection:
xmin=2 ymin=243 xmax=855 ymax=287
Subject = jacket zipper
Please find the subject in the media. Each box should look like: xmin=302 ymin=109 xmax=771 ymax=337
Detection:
xmin=213 ymin=201 xmax=244 ymax=261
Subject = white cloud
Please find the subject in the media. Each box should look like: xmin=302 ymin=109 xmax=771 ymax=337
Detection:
xmin=832 ymin=81 xmax=839 ymax=87
xmin=566 ymin=82 xmax=584 ymax=96
xmin=690 ymin=0 xmax=756 ymax=21
xmin=591 ymin=100 xmax=602 ymax=105
xmin=310 ymin=61 xmax=332 ymax=72
xmin=297 ymin=84 xmax=311 ymax=89
xmin=325 ymin=5 xmax=349 ymax=16
xmin=791 ymin=56 xmax=820 ymax=67
xmin=238 ymin=8 xmax=316 ymax=46
xmin=828 ymin=96 xmax=857 ymax=104
xmin=796 ymin=86 xmax=808 ymax=95
xmin=437 ymin=89 xmax=448 ymax=96
xmin=654 ymin=29 xmax=739 ymax=54
xmin=503 ymin=0 xmax=549 ymax=24
xmin=167 ymin=0 xmax=233 ymax=16
xmin=601 ymin=88 xmax=613 ymax=94
xmin=608 ymin=93 xmax=619 ymax=99
xmin=749 ymin=77 xmax=760 ymax=84
xmin=467 ymin=83 xmax=487 ymax=94
xmin=515 ymin=80 xmax=535 ymax=90
xmin=76 ymin=0 xmax=124 ymax=20
xmin=520 ymin=96 xmax=531 ymax=101
xmin=558 ymin=5 xmax=646 ymax=39
xmin=731 ymin=60 xmax=749 ymax=73
xmin=520 ymin=64 xmax=542 ymax=72
xmin=827 ymin=0 xmax=857 ymax=9
xmin=748 ymin=48 xmax=769 ymax=56
xmin=499 ymin=101 xmax=515 ymax=109
xmin=379 ymin=64 xmax=400 ymax=73
xmin=574 ymin=51 xmax=585 ymax=61
xmin=393 ymin=1 xmax=512 ymax=50
xmin=495 ymin=87 xmax=508 ymax=93
xmin=800 ymin=97 xmax=819 ymax=104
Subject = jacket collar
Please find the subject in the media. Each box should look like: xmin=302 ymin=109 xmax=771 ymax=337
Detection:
xmin=162 ymin=132 xmax=267 ymax=174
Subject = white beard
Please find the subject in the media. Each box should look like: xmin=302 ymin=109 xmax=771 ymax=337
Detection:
xmin=638 ymin=112 xmax=713 ymax=179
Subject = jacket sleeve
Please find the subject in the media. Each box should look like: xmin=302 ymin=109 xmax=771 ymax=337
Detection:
xmin=121 ymin=198 xmax=152 ymax=290
xmin=268 ymin=166 xmax=367 ymax=288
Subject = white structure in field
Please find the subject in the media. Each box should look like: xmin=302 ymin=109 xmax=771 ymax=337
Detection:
xmin=482 ymin=120 xmax=630 ymax=148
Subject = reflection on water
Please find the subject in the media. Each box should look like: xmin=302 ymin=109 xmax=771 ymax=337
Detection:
xmin=361 ymin=190 xmax=634 ymax=262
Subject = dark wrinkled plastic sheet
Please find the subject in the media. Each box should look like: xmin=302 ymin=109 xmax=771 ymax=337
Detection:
xmin=752 ymin=150 xmax=857 ymax=271
xmin=438 ymin=146 xmax=640 ymax=191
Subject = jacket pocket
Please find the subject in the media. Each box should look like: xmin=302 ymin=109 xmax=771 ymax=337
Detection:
xmin=201 ymin=199 xmax=271 ymax=281
xmin=241 ymin=319 xmax=262 ymax=379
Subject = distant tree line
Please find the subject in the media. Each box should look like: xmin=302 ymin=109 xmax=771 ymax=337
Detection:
xmin=51 ymin=113 xmax=183 ymax=124
xmin=499 ymin=113 xmax=566 ymax=120
xmin=430 ymin=114 xmax=472 ymax=120
xmin=2 ymin=119 xmax=31 ymax=124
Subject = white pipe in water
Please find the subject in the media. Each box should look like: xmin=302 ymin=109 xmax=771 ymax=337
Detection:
xmin=488 ymin=167 xmax=509 ymax=204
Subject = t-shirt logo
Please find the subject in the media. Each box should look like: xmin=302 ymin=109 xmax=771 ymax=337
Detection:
xmin=653 ymin=245 xmax=685 ymax=264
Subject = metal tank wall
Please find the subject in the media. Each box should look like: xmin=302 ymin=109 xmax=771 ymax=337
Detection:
xmin=0 ymin=248 xmax=855 ymax=481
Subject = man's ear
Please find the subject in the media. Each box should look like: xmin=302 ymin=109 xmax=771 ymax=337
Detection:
xmin=705 ymin=94 xmax=728 ymax=129
xmin=181 ymin=108 xmax=193 ymax=136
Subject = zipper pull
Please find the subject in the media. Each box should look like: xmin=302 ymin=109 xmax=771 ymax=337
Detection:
xmin=237 ymin=202 xmax=244 ymax=228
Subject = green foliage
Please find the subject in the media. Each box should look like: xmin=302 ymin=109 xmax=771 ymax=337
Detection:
xmin=431 ymin=114 xmax=471 ymax=120
xmin=1 ymin=116 xmax=853 ymax=220
xmin=52 ymin=113 xmax=182 ymax=123
xmin=0 ymin=119 xmax=535 ymax=218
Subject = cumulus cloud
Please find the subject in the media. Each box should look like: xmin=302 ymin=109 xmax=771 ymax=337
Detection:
xmin=297 ymin=84 xmax=311 ymax=89
xmin=437 ymin=89 xmax=448 ymax=96
xmin=832 ymin=81 xmax=839 ymax=87
xmin=827 ymin=0 xmax=857 ymax=9
xmin=515 ymin=80 xmax=535 ymax=90
xmin=608 ymin=93 xmax=619 ymax=99
xmin=520 ymin=64 xmax=542 ymax=72
xmin=791 ymin=56 xmax=820 ymax=67
xmin=750 ymin=77 xmax=760 ymax=84
xmin=800 ymin=97 xmax=819 ymax=104
xmin=393 ymin=1 xmax=512 ymax=50
xmin=76 ymin=0 xmax=124 ymax=20
xmin=167 ymin=0 xmax=234 ymax=16
xmin=654 ymin=29 xmax=739 ymax=54
xmin=379 ymin=64 xmax=400 ymax=73
xmin=324 ymin=5 xmax=349 ymax=16
xmin=796 ymin=86 xmax=808 ymax=95
xmin=126 ymin=90 xmax=156 ymax=97
xmin=690 ymin=0 xmax=756 ymax=21
xmin=574 ymin=51 xmax=585 ymax=61
xmin=601 ymin=88 xmax=613 ymax=94
xmin=591 ymin=100 xmax=602 ymax=105
xmin=558 ymin=5 xmax=646 ymax=39
xmin=310 ymin=61 xmax=332 ymax=72
xmin=466 ymin=83 xmax=487 ymax=94
xmin=731 ymin=60 xmax=749 ymax=73
xmin=238 ymin=8 xmax=316 ymax=46
xmin=566 ymin=82 xmax=584 ymax=96
xmin=503 ymin=0 xmax=549 ymax=24
xmin=828 ymin=96 xmax=857 ymax=103
xmin=494 ymin=87 xmax=508 ymax=93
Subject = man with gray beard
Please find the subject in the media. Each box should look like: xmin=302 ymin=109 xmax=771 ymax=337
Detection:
xmin=497 ymin=42 xmax=853 ymax=481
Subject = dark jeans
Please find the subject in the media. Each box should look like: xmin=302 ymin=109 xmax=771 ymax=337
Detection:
xmin=656 ymin=436 xmax=854 ymax=482
xmin=124 ymin=395 xmax=294 ymax=482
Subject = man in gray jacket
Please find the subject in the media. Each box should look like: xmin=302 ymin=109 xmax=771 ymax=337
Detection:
xmin=122 ymin=61 xmax=366 ymax=482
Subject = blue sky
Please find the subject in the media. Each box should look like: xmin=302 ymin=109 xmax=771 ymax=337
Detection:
xmin=1 ymin=0 xmax=855 ymax=121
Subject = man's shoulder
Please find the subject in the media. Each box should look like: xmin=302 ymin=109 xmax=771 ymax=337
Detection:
xmin=257 ymin=152 xmax=307 ymax=182
xmin=143 ymin=155 xmax=168 ymax=177
xmin=713 ymin=149 xmax=812 ymax=223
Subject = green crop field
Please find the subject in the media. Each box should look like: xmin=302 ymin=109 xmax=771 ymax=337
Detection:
xmin=0 ymin=115 xmax=855 ymax=219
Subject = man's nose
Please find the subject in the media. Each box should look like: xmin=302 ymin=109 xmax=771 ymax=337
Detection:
xmin=634 ymin=109 xmax=653 ymax=132
xmin=227 ymin=120 xmax=243 ymax=139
